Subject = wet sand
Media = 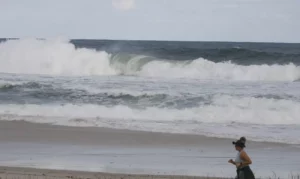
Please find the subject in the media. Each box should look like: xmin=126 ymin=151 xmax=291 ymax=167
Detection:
xmin=0 ymin=166 xmax=228 ymax=179
xmin=0 ymin=121 xmax=299 ymax=178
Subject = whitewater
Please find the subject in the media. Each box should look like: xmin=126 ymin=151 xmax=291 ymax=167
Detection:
xmin=1 ymin=38 xmax=300 ymax=144
xmin=1 ymin=38 xmax=300 ymax=81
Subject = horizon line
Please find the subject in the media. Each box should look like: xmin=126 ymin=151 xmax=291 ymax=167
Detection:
xmin=0 ymin=37 xmax=300 ymax=44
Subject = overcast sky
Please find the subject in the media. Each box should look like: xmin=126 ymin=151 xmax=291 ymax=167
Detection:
xmin=0 ymin=0 xmax=299 ymax=42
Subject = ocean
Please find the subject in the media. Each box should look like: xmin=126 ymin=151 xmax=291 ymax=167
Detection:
xmin=1 ymin=38 xmax=300 ymax=144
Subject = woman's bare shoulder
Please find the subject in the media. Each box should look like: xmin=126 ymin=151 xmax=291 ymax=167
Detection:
xmin=240 ymin=150 xmax=248 ymax=156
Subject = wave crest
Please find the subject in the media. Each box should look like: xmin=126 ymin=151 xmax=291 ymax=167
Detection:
xmin=0 ymin=38 xmax=299 ymax=81
xmin=139 ymin=59 xmax=300 ymax=81
xmin=0 ymin=38 xmax=116 ymax=76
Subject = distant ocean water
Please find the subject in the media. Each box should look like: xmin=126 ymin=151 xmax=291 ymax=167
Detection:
xmin=0 ymin=38 xmax=300 ymax=144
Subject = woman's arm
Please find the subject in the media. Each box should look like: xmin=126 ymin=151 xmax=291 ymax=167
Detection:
xmin=239 ymin=151 xmax=252 ymax=167
xmin=228 ymin=159 xmax=237 ymax=165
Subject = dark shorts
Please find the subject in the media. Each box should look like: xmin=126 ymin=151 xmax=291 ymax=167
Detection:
xmin=236 ymin=166 xmax=255 ymax=179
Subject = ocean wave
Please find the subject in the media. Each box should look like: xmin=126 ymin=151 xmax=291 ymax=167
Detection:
xmin=2 ymin=81 xmax=299 ymax=107
xmin=0 ymin=95 xmax=299 ymax=125
xmin=0 ymin=82 xmax=50 ymax=91
xmin=0 ymin=95 xmax=300 ymax=144
xmin=0 ymin=81 xmax=205 ymax=108
xmin=0 ymin=38 xmax=300 ymax=81
xmin=71 ymin=39 xmax=300 ymax=65
xmin=206 ymin=47 xmax=300 ymax=64
xmin=0 ymin=38 xmax=116 ymax=76
xmin=136 ymin=59 xmax=300 ymax=81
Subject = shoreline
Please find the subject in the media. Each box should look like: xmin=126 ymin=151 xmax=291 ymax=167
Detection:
xmin=0 ymin=120 xmax=291 ymax=147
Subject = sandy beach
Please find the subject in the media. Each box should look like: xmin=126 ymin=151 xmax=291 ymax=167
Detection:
xmin=0 ymin=121 xmax=299 ymax=178
xmin=0 ymin=166 xmax=227 ymax=179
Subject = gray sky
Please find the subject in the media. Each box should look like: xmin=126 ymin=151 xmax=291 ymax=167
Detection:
xmin=0 ymin=0 xmax=299 ymax=42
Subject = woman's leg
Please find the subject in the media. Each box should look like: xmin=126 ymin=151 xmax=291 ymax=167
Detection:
xmin=238 ymin=170 xmax=245 ymax=179
xmin=243 ymin=167 xmax=255 ymax=179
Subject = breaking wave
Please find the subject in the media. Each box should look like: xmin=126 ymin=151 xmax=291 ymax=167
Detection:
xmin=0 ymin=38 xmax=299 ymax=81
